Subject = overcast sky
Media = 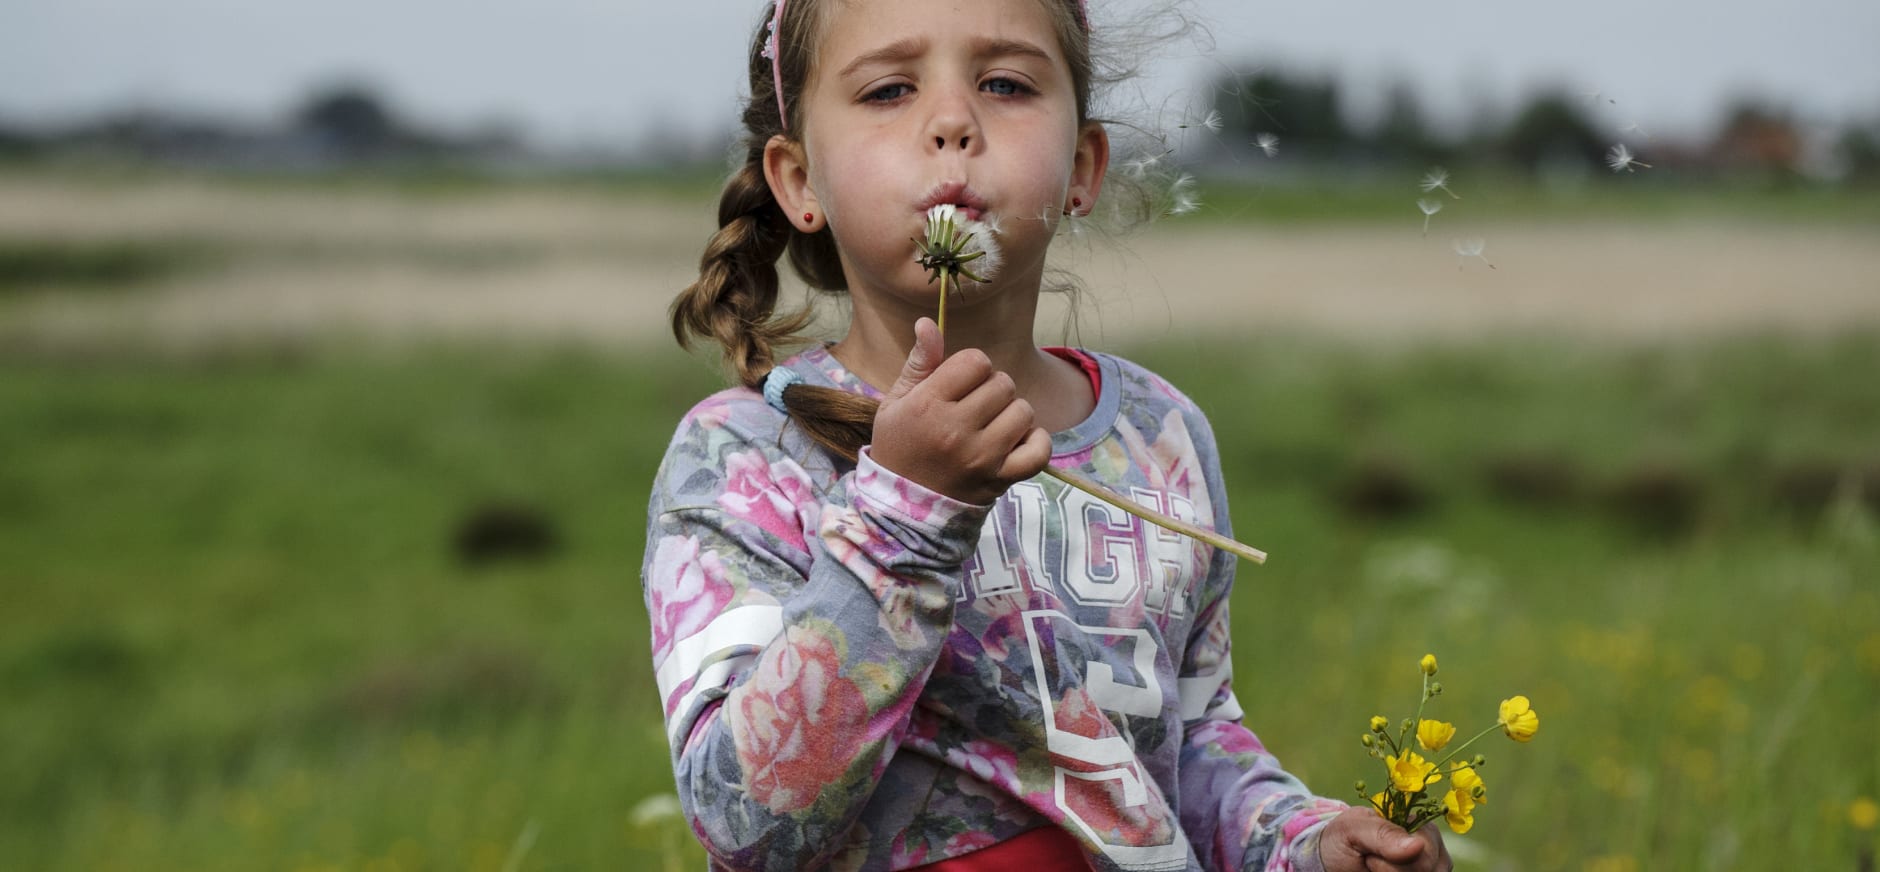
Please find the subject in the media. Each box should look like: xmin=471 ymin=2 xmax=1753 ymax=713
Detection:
xmin=3 ymin=0 xmax=1876 ymax=153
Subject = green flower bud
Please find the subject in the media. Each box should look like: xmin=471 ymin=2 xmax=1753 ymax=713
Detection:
xmin=1429 ymin=681 xmax=1443 ymax=696
xmin=1361 ymin=734 xmax=1376 ymax=748
xmin=1355 ymin=780 xmax=1367 ymax=793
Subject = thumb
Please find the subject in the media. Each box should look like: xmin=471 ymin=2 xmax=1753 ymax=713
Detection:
xmin=882 ymin=317 xmax=944 ymax=402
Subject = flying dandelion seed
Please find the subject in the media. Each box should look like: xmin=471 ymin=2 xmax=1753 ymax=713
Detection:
xmin=1417 ymin=198 xmax=1443 ymax=237
xmin=1254 ymin=132 xmax=1280 ymax=157
xmin=1619 ymin=121 xmax=1655 ymax=142
xmin=1168 ymin=173 xmax=1199 ymax=216
xmin=1420 ymin=167 xmax=1461 ymax=199
xmin=1606 ymin=143 xmax=1652 ymax=173
xmin=1453 ymin=237 xmax=1496 ymax=270
xmin=1180 ymin=109 xmax=1224 ymax=134
xmin=1123 ymin=149 xmax=1169 ymax=179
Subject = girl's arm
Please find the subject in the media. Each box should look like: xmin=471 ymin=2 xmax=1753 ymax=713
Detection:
xmin=1171 ymin=410 xmax=1348 ymax=872
xmin=1175 ymin=574 xmax=1349 ymax=872
xmin=643 ymin=402 xmax=987 ymax=870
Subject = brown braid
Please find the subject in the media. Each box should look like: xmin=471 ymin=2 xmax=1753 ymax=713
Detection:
xmin=671 ymin=0 xmax=1097 ymax=464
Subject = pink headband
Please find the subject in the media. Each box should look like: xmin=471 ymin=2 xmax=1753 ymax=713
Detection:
xmin=762 ymin=0 xmax=1091 ymax=131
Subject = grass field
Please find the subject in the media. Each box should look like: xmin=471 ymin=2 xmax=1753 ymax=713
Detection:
xmin=3 ymin=331 xmax=1877 ymax=871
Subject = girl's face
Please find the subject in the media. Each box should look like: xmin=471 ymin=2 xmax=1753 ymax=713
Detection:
xmin=770 ymin=0 xmax=1103 ymax=309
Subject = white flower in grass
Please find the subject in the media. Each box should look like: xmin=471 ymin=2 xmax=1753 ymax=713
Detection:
xmin=1606 ymin=143 xmax=1652 ymax=173
xmin=1452 ymin=237 xmax=1496 ymax=270
xmin=1167 ymin=173 xmax=1200 ymax=216
xmin=631 ymin=794 xmax=683 ymax=827
xmin=1254 ymin=132 xmax=1280 ymax=157
xmin=1417 ymin=198 xmax=1443 ymax=237
xmin=1420 ymin=166 xmax=1461 ymax=199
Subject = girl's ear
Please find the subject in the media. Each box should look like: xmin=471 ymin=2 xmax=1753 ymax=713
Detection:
xmin=1066 ymin=121 xmax=1110 ymax=212
xmin=763 ymin=135 xmax=822 ymax=232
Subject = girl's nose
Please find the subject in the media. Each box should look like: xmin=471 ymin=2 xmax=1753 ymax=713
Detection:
xmin=924 ymin=88 xmax=980 ymax=153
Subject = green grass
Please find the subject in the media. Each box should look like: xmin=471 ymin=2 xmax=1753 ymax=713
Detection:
xmin=7 ymin=160 xmax=1877 ymax=224
xmin=2 ymin=334 xmax=1877 ymax=870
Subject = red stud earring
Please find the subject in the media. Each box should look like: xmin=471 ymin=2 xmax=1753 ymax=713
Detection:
xmin=1072 ymin=197 xmax=1082 ymax=208
xmin=803 ymin=212 xmax=814 ymax=224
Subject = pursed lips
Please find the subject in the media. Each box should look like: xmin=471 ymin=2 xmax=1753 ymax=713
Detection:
xmin=916 ymin=181 xmax=989 ymax=222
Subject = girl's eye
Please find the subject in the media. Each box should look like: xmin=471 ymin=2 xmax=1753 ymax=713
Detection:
xmin=864 ymin=83 xmax=912 ymax=103
xmin=980 ymin=77 xmax=1032 ymax=97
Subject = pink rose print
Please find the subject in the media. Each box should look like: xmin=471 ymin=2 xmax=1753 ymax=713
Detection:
xmin=730 ymin=627 xmax=871 ymax=814
xmin=646 ymin=534 xmax=734 ymax=659
xmin=717 ymin=448 xmax=816 ymax=551
xmin=1188 ymin=719 xmax=1268 ymax=756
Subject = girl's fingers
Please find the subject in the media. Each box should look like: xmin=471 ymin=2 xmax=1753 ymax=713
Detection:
xmin=983 ymin=399 xmax=1037 ymax=455
xmin=955 ymin=369 xmax=1018 ymax=425
xmin=917 ymin=348 xmax=995 ymax=402
xmin=995 ymin=426 xmax=1053 ymax=483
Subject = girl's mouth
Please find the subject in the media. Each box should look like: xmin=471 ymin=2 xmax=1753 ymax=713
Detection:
xmin=916 ymin=182 xmax=989 ymax=223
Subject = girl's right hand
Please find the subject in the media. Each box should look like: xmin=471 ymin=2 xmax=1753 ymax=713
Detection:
xmin=872 ymin=318 xmax=1053 ymax=505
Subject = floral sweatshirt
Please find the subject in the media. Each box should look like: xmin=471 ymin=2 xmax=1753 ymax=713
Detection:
xmin=641 ymin=345 xmax=1346 ymax=872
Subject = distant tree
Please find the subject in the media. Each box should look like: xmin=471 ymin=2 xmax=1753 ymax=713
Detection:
xmin=1366 ymin=82 xmax=1451 ymax=164
xmin=0 ymin=120 xmax=40 ymax=158
xmin=293 ymin=84 xmax=404 ymax=157
xmin=1210 ymin=68 xmax=1355 ymax=156
xmin=1836 ymin=120 xmax=1880 ymax=182
xmin=1497 ymin=90 xmax=1604 ymax=172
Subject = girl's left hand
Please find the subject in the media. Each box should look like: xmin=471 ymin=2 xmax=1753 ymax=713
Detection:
xmin=1318 ymin=807 xmax=1451 ymax=872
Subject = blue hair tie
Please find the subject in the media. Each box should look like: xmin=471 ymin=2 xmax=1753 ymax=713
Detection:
xmin=762 ymin=366 xmax=801 ymax=413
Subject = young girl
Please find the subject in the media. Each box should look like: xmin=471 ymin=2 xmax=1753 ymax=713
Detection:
xmin=643 ymin=1 xmax=1452 ymax=869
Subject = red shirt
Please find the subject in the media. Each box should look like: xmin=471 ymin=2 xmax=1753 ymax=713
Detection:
xmin=1043 ymin=346 xmax=1102 ymax=400
xmin=908 ymin=825 xmax=1094 ymax=871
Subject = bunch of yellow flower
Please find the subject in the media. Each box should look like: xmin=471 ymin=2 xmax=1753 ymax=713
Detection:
xmin=1354 ymin=653 xmax=1539 ymax=835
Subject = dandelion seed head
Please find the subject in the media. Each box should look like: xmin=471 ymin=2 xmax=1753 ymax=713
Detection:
xmin=1420 ymin=167 xmax=1450 ymax=192
xmin=963 ymin=224 xmax=1001 ymax=282
xmin=918 ymin=204 xmax=1001 ymax=284
xmin=1255 ymin=132 xmax=1280 ymax=157
xmin=1453 ymin=237 xmax=1486 ymax=257
xmin=1418 ymin=198 xmax=1443 ymax=217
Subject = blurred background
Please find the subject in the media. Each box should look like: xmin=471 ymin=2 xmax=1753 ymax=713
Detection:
xmin=2 ymin=1 xmax=1877 ymax=870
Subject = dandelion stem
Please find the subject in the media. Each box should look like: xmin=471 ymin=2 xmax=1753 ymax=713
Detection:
xmin=1043 ymin=466 xmax=1267 ymax=564
xmin=938 ymin=269 xmax=949 ymax=336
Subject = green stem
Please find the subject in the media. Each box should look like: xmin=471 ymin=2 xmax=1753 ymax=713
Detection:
xmin=1043 ymin=466 xmax=1268 ymax=564
xmin=1434 ymin=722 xmax=1505 ymax=770
xmin=938 ymin=269 xmax=949 ymax=336
xmin=1401 ymin=674 xmax=1431 ymax=754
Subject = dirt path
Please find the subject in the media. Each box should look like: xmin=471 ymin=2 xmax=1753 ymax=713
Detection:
xmin=3 ymin=177 xmax=1876 ymax=350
